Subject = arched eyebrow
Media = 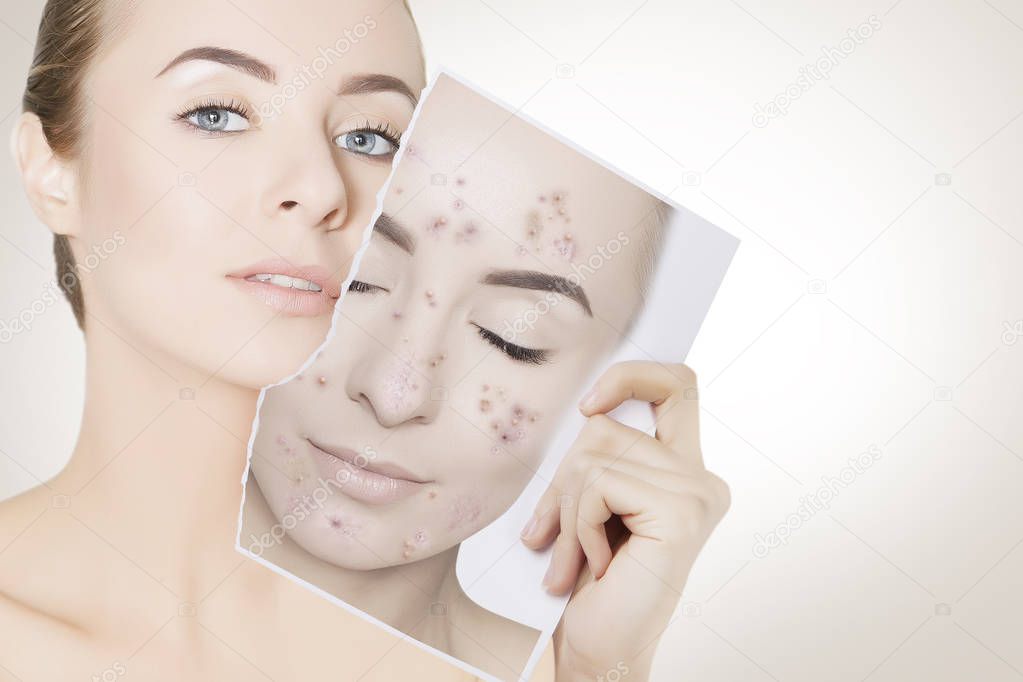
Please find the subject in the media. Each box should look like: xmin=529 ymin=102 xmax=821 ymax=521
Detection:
xmin=482 ymin=270 xmax=592 ymax=316
xmin=340 ymin=73 xmax=419 ymax=107
xmin=156 ymin=46 xmax=277 ymax=83
xmin=372 ymin=213 xmax=417 ymax=254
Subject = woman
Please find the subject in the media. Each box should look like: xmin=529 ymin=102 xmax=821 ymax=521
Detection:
xmin=243 ymin=74 xmax=731 ymax=681
xmin=0 ymin=2 xmax=727 ymax=682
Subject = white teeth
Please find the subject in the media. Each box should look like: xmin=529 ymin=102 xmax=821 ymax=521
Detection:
xmin=245 ymin=273 xmax=323 ymax=292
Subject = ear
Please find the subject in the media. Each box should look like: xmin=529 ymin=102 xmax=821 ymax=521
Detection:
xmin=11 ymin=111 xmax=79 ymax=237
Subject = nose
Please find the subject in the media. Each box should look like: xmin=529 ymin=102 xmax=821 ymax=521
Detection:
xmin=345 ymin=342 xmax=445 ymax=429
xmin=261 ymin=128 xmax=348 ymax=231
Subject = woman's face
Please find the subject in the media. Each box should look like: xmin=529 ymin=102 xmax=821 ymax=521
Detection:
xmin=251 ymin=76 xmax=662 ymax=570
xmin=71 ymin=0 xmax=424 ymax=386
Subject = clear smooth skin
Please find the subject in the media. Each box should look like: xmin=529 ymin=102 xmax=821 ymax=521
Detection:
xmin=244 ymin=75 xmax=730 ymax=681
xmin=0 ymin=1 xmax=505 ymax=681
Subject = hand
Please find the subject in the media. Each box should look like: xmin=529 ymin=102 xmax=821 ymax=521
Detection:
xmin=519 ymin=361 xmax=730 ymax=681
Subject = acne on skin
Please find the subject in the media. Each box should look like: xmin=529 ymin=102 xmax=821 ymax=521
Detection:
xmin=478 ymin=384 xmax=541 ymax=456
xmin=523 ymin=191 xmax=574 ymax=260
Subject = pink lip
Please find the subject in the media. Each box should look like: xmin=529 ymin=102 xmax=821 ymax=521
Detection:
xmin=226 ymin=259 xmax=342 ymax=317
xmin=305 ymin=438 xmax=431 ymax=505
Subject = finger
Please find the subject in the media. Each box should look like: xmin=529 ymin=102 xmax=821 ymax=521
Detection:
xmin=544 ymin=484 xmax=586 ymax=595
xmin=578 ymin=361 xmax=700 ymax=464
xmin=575 ymin=467 xmax=613 ymax=580
xmin=578 ymin=414 xmax=681 ymax=471
xmin=520 ymin=484 xmax=562 ymax=549
xmin=577 ymin=468 xmax=653 ymax=579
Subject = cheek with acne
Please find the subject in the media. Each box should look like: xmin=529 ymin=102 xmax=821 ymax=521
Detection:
xmin=448 ymin=494 xmax=482 ymax=531
xmin=401 ymin=528 xmax=429 ymax=559
xmin=325 ymin=512 xmax=362 ymax=538
xmin=478 ymin=385 xmax=541 ymax=455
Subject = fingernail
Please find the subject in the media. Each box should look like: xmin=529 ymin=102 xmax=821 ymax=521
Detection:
xmin=578 ymin=385 xmax=598 ymax=412
xmin=520 ymin=514 xmax=538 ymax=540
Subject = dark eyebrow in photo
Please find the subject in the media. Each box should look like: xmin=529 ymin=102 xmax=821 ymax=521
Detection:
xmin=482 ymin=270 xmax=592 ymax=317
xmin=339 ymin=73 xmax=419 ymax=107
xmin=156 ymin=46 xmax=277 ymax=83
xmin=372 ymin=213 xmax=416 ymax=254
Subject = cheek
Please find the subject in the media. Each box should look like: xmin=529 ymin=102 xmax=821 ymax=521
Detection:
xmin=475 ymin=384 xmax=543 ymax=456
xmin=447 ymin=493 xmax=483 ymax=531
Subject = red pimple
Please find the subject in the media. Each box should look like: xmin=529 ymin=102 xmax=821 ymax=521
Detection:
xmin=480 ymin=399 xmax=492 ymax=413
xmin=317 ymin=376 xmax=327 ymax=385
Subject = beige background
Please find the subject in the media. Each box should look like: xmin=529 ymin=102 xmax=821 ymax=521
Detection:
xmin=2 ymin=1 xmax=1021 ymax=680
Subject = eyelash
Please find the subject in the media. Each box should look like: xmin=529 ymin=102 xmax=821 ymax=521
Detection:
xmin=348 ymin=280 xmax=386 ymax=294
xmin=473 ymin=324 xmax=549 ymax=365
xmin=174 ymin=102 xmax=403 ymax=153
xmin=347 ymin=119 xmax=403 ymax=152
xmin=175 ymin=97 xmax=251 ymax=134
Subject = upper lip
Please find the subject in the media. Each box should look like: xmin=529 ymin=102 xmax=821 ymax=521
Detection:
xmin=227 ymin=259 xmax=342 ymax=299
xmin=306 ymin=437 xmax=431 ymax=484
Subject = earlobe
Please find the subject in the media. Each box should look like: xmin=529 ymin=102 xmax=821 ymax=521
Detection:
xmin=12 ymin=111 xmax=77 ymax=236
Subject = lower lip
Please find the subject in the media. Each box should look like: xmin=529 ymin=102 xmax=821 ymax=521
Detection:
xmin=228 ymin=277 xmax=337 ymax=317
xmin=306 ymin=442 xmax=426 ymax=505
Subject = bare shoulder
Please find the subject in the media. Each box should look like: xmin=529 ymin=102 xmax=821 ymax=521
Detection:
xmin=0 ymin=485 xmax=99 ymax=678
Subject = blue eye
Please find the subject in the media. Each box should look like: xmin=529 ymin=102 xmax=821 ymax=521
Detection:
xmin=333 ymin=125 xmax=401 ymax=158
xmin=178 ymin=99 xmax=251 ymax=134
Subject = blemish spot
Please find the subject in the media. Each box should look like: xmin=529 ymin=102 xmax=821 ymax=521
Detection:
xmin=453 ymin=199 xmax=464 ymax=210
xmin=318 ymin=376 xmax=328 ymax=385
xmin=395 ymin=187 xmax=404 ymax=195
xmin=384 ymin=363 xmax=416 ymax=412
xmin=427 ymin=217 xmax=448 ymax=237
xmin=455 ymin=221 xmax=479 ymax=244
xmin=455 ymin=177 xmax=466 ymax=187
xmin=425 ymin=290 xmax=437 ymax=307
xmin=393 ymin=311 xmax=403 ymax=320
xmin=284 ymin=456 xmax=309 ymax=485
xmin=448 ymin=494 xmax=482 ymax=530
xmin=479 ymin=399 xmax=492 ymax=413
xmin=552 ymin=233 xmax=576 ymax=261
xmin=428 ymin=490 xmax=438 ymax=499
xmin=326 ymin=513 xmax=361 ymax=537
xmin=276 ymin=435 xmax=288 ymax=447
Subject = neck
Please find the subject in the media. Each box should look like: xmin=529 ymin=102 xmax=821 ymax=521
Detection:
xmin=54 ymin=322 xmax=260 ymax=603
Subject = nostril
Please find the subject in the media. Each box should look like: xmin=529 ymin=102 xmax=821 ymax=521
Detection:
xmin=323 ymin=208 xmax=342 ymax=229
xmin=281 ymin=200 xmax=298 ymax=210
